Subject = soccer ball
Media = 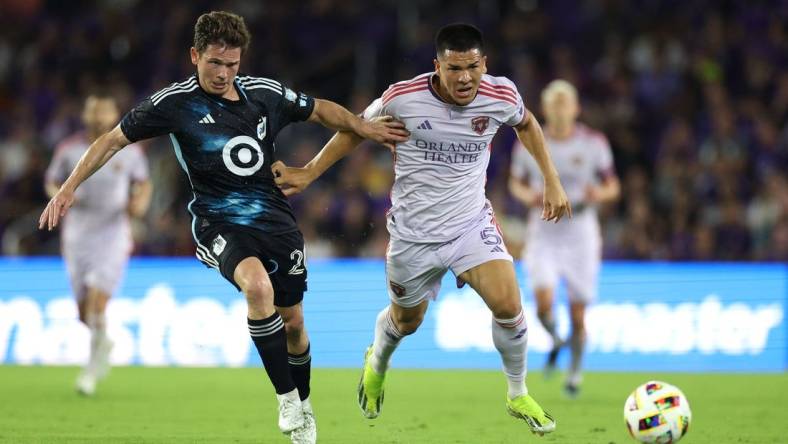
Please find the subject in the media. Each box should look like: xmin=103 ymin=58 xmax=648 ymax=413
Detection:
xmin=624 ymin=381 xmax=691 ymax=443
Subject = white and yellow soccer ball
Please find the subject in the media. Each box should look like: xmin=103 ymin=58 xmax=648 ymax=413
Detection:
xmin=624 ymin=381 xmax=692 ymax=443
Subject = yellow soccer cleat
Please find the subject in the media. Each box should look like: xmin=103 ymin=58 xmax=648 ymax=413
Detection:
xmin=357 ymin=346 xmax=385 ymax=419
xmin=506 ymin=394 xmax=557 ymax=436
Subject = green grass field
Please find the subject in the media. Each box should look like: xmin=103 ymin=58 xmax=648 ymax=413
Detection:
xmin=0 ymin=366 xmax=784 ymax=443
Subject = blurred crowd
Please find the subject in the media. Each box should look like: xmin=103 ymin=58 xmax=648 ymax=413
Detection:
xmin=0 ymin=0 xmax=786 ymax=261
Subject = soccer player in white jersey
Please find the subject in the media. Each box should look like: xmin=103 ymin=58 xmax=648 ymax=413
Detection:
xmin=509 ymin=80 xmax=620 ymax=397
xmin=44 ymin=93 xmax=152 ymax=396
xmin=272 ymin=24 xmax=570 ymax=435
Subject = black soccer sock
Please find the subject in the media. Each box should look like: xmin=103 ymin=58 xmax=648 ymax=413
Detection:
xmin=288 ymin=343 xmax=312 ymax=401
xmin=248 ymin=314 xmax=296 ymax=395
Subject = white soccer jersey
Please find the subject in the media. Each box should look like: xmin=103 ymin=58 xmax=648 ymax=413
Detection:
xmin=45 ymin=132 xmax=149 ymax=250
xmin=510 ymin=123 xmax=615 ymax=237
xmin=512 ymin=124 xmax=614 ymax=301
xmin=364 ymin=72 xmax=527 ymax=242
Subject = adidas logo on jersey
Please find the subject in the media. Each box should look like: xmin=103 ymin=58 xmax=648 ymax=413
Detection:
xmin=416 ymin=120 xmax=433 ymax=130
xmin=199 ymin=114 xmax=215 ymax=124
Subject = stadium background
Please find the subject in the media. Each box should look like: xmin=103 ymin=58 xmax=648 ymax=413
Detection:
xmin=0 ymin=1 xmax=786 ymax=443
xmin=1 ymin=0 xmax=786 ymax=260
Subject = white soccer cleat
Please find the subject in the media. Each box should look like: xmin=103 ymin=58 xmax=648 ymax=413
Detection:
xmin=75 ymin=371 xmax=96 ymax=396
xmin=276 ymin=389 xmax=304 ymax=434
xmin=94 ymin=337 xmax=114 ymax=380
xmin=289 ymin=397 xmax=316 ymax=444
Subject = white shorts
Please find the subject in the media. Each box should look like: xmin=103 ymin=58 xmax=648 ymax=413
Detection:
xmin=385 ymin=204 xmax=513 ymax=308
xmin=524 ymin=227 xmax=601 ymax=304
xmin=63 ymin=241 xmax=130 ymax=300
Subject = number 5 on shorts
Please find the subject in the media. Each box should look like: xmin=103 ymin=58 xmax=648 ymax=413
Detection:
xmin=481 ymin=227 xmax=505 ymax=253
xmin=481 ymin=227 xmax=502 ymax=246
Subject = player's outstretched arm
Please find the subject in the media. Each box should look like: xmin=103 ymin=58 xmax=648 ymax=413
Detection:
xmin=128 ymin=180 xmax=153 ymax=218
xmin=508 ymin=176 xmax=541 ymax=208
xmin=307 ymin=99 xmax=409 ymax=150
xmin=272 ymin=129 xmax=365 ymax=197
xmin=513 ymin=112 xmax=571 ymax=222
xmin=38 ymin=125 xmax=131 ymax=230
xmin=585 ymin=176 xmax=621 ymax=205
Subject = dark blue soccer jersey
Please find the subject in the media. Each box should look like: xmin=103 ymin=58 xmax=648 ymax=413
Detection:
xmin=120 ymin=74 xmax=315 ymax=235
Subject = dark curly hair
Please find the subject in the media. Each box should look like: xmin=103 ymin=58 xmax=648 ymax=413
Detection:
xmin=193 ymin=11 xmax=251 ymax=54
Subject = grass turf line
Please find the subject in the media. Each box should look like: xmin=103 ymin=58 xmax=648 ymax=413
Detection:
xmin=0 ymin=366 xmax=784 ymax=443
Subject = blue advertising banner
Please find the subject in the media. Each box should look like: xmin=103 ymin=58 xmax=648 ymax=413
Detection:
xmin=0 ymin=258 xmax=785 ymax=372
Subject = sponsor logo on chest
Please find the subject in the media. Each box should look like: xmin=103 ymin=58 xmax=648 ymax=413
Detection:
xmin=413 ymin=139 xmax=488 ymax=164
xmin=406 ymin=114 xmax=493 ymax=164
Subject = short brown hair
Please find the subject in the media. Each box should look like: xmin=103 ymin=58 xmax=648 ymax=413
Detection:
xmin=193 ymin=11 xmax=251 ymax=54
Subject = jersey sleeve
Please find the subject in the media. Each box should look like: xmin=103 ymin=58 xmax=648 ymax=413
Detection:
xmin=44 ymin=146 xmax=69 ymax=184
xmin=361 ymin=98 xmax=385 ymax=120
xmin=127 ymin=145 xmax=150 ymax=182
xmin=277 ymin=83 xmax=316 ymax=125
xmin=120 ymin=98 xmax=177 ymax=143
xmin=500 ymin=78 xmax=527 ymax=127
xmin=595 ymin=135 xmax=616 ymax=180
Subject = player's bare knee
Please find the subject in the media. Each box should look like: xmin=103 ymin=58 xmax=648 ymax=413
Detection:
xmin=396 ymin=318 xmax=422 ymax=335
xmin=534 ymin=289 xmax=554 ymax=312
xmin=392 ymin=310 xmax=424 ymax=335
xmin=571 ymin=319 xmax=586 ymax=337
xmin=242 ymin=278 xmax=274 ymax=311
xmin=493 ymin=303 xmax=522 ymax=321
xmin=491 ymin=293 xmax=522 ymax=320
xmin=536 ymin=302 xmax=553 ymax=320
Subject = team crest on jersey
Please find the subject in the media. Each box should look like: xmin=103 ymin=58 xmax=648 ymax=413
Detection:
xmin=256 ymin=116 xmax=267 ymax=140
xmin=471 ymin=116 xmax=489 ymax=135
xmin=389 ymin=281 xmax=406 ymax=297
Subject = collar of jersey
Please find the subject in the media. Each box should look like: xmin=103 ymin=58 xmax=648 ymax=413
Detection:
xmin=428 ymin=73 xmax=478 ymax=107
xmin=195 ymin=73 xmax=247 ymax=107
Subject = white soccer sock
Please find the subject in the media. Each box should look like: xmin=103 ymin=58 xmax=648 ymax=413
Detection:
xmin=86 ymin=313 xmax=107 ymax=369
xmin=567 ymin=331 xmax=585 ymax=385
xmin=369 ymin=306 xmax=404 ymax=375
xmin=492 ymin=310 xmax=528 ymax=399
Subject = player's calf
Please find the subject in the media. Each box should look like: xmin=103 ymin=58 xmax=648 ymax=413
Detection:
xmin=534 ymin=287 xmax=561 ymax=343
xmin=566 ymin=302 xmax=587 ymax=395
xmin=536 ymin=296 xmax=564 ymax=379
xmin=237 ymin=260 xmax=301 ymax=432
xmin=279 ymin=303 xmax=312 ymax=404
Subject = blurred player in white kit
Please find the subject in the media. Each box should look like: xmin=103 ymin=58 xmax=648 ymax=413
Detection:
xmin=45 ymin=93 xmax=152 ymax=395
xmin=273 ymin=24 xmax=570 ymax=435
xmin=509 ymin=80 xmax=620 ymax=397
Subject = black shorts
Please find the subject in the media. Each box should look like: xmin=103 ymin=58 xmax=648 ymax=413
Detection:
xmin=194 ymin=221 xmax=307 ymax=307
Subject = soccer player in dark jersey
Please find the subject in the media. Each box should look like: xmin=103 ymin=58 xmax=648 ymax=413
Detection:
xmin=39 ymin=10 xmax=409 ymax=444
